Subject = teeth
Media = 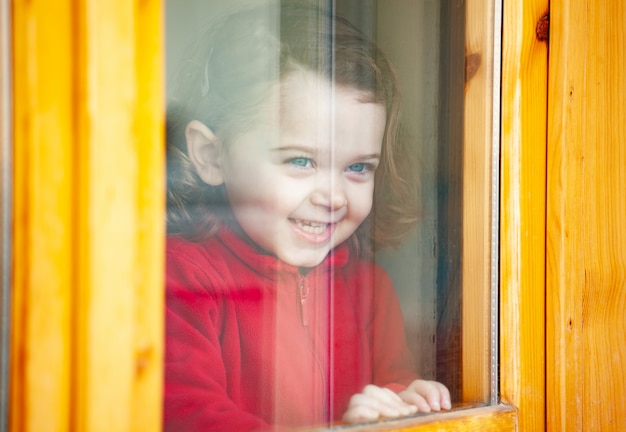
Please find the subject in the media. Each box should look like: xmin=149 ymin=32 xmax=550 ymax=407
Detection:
xmin=293 ymin=219 xmax=327 ymax=235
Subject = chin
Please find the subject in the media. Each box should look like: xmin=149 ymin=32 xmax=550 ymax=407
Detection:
xmin=280 ymin=251 xmax=328 ymax=269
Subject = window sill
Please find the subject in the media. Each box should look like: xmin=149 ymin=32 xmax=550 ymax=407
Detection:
xmin=320 ymin=404 xmax=516 ymax=432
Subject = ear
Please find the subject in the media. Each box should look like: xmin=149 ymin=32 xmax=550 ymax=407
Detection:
xmin=185 ymin=120 xmax=224 ymax=186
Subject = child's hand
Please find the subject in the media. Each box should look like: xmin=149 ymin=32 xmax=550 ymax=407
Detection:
xmin=342 ymin=384 xmax=418 ymax=423
xmin=342 ymin=380 xmax=451 ymax=423
xmin=397 ymin=379 xmax=451 ymax=413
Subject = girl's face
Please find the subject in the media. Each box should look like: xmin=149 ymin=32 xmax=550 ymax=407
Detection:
xmin=215 ymin=71 xmax=386 ymax=268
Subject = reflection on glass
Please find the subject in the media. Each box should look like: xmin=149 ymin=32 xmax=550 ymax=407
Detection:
xmin=164 ymin=0 xmax=469 ymax=430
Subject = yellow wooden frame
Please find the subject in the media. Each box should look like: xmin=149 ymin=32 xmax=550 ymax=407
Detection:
xmin=546 ymin=1 xmax=626 ymax=430
xmin=500 ymin=0 xmax=548 ymax=431
xmin=10 ymin=0 xmax=164 ymax=430
xmin=461 ymin=0 xmax=497 ymax=404
xmin=7 ymin=0 xmax=550 ymax=430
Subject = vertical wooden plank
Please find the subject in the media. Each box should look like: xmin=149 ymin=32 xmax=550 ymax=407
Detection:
xmin=545 ymin=3 xmax=586 ymax=429
xmin=73 ymin=0 xmax=137 ymax=428
xmin=132 ymin=0 xmax=165 ymax=430
xmin=11 ymin=1 xmax=74 ymax=431
xmin=11 ymin=0 xmax=164 ymax=430
xmin=461 ymin=0 xmax=495 ymax=404
xmin=500 ymin=0 xmax=548 ymax=431
xmin=73 ymin=0 xmax=164 ymax=430
xmin=547 ymin=1 xmax=626 ymax=430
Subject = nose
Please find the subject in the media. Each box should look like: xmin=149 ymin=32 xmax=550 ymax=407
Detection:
xmin=310 ymin=176 xmax=347 ymax=211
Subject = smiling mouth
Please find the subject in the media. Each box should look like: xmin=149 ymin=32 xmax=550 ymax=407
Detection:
xmin=290 ymin=219 xmax=329 ymax=235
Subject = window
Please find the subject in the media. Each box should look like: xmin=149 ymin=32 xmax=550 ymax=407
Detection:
xmin=163 ymin=0 xmax=500 ymax=429
xmin=6 ymin=0 xmax=520 ymax=430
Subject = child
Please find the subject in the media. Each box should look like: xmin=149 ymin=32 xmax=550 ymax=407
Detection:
xmin=164 ymin=1 xmax=450 ymax=430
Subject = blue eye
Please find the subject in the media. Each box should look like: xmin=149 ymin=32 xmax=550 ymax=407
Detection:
xmin=289 ymin=157 xmax=313 ymax=168
xmin=347 ymin=163 xmax=368 ymax=173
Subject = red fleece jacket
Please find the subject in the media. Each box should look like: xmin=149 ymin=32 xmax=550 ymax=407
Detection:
xmin=164 ymin=226 xmax=418 ymax=431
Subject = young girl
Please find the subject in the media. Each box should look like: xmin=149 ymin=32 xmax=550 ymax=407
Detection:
xmin=164 ymin=1 xmax=450 ymax=430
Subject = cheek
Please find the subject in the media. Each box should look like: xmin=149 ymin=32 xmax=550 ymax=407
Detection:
xmin=221 ymin=159 xmax=271 ymax=200
xmin=224 ymin=170 xmax=301 ymax=213
xmin=348 ymin=184 xmax=375 ymax=220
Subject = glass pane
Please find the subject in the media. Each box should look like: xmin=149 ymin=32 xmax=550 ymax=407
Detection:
xmin=164 ymin=0 xmax=498 ymax=429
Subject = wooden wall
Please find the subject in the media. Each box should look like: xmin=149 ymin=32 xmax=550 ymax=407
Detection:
xmin=546 ymin=0 xmax=626 ymax=430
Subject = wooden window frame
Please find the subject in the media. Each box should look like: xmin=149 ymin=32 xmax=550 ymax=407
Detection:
xmin=10 ymin=0 xmax=164 ymax=430
xmin=1 ymin=0 xmax=12 ymax=428
xmin=6 ymin=0 xmax=549 ymax=430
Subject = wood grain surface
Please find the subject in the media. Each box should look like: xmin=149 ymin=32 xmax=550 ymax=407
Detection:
xmin=10 ymin=1 xmax=164 ymax=431
xmin=500 ymin=0 xmax=549 ymax=431
xmin=546 ymin=1 xmax=626 ymax=431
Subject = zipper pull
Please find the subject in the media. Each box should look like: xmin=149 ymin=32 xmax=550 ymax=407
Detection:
xmin=299 ymin=277 xmax=309 ymax=327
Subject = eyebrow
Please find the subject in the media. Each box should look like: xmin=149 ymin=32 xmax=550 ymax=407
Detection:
xmin=272 ymin=145 xmax=381 ymax=160
xmin=355 ymin=153 xmax=381 ymax=160
xmin=272 ymin=145 xmax=315 ymax=154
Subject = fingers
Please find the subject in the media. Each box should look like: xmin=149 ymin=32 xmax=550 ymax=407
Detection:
xmin=342 ymin=385 xmax=418 ymax=423
xmin=341 ymin=397 xmax=380 ymax=423
xmin=397 ymin=389 xmax=432 ymax=412
xmin=436 ymin=381 xmax=452 ymax=409
xmin=402 ymin=380 xmax=452 ymax=412
xmin=362 ymin=385 xmax=418 ymax=417
xmin=343 ymin=381 xmax=452 ymax=424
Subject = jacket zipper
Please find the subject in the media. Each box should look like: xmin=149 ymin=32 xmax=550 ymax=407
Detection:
xmin=298 ymin=275 xmax=309 ymax=326
xmin=297 ymin=274 xmax=329 ymax=421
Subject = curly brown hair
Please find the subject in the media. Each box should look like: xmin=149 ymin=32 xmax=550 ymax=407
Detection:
xmin=166 ymin=0 xmax=419 ymax=257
